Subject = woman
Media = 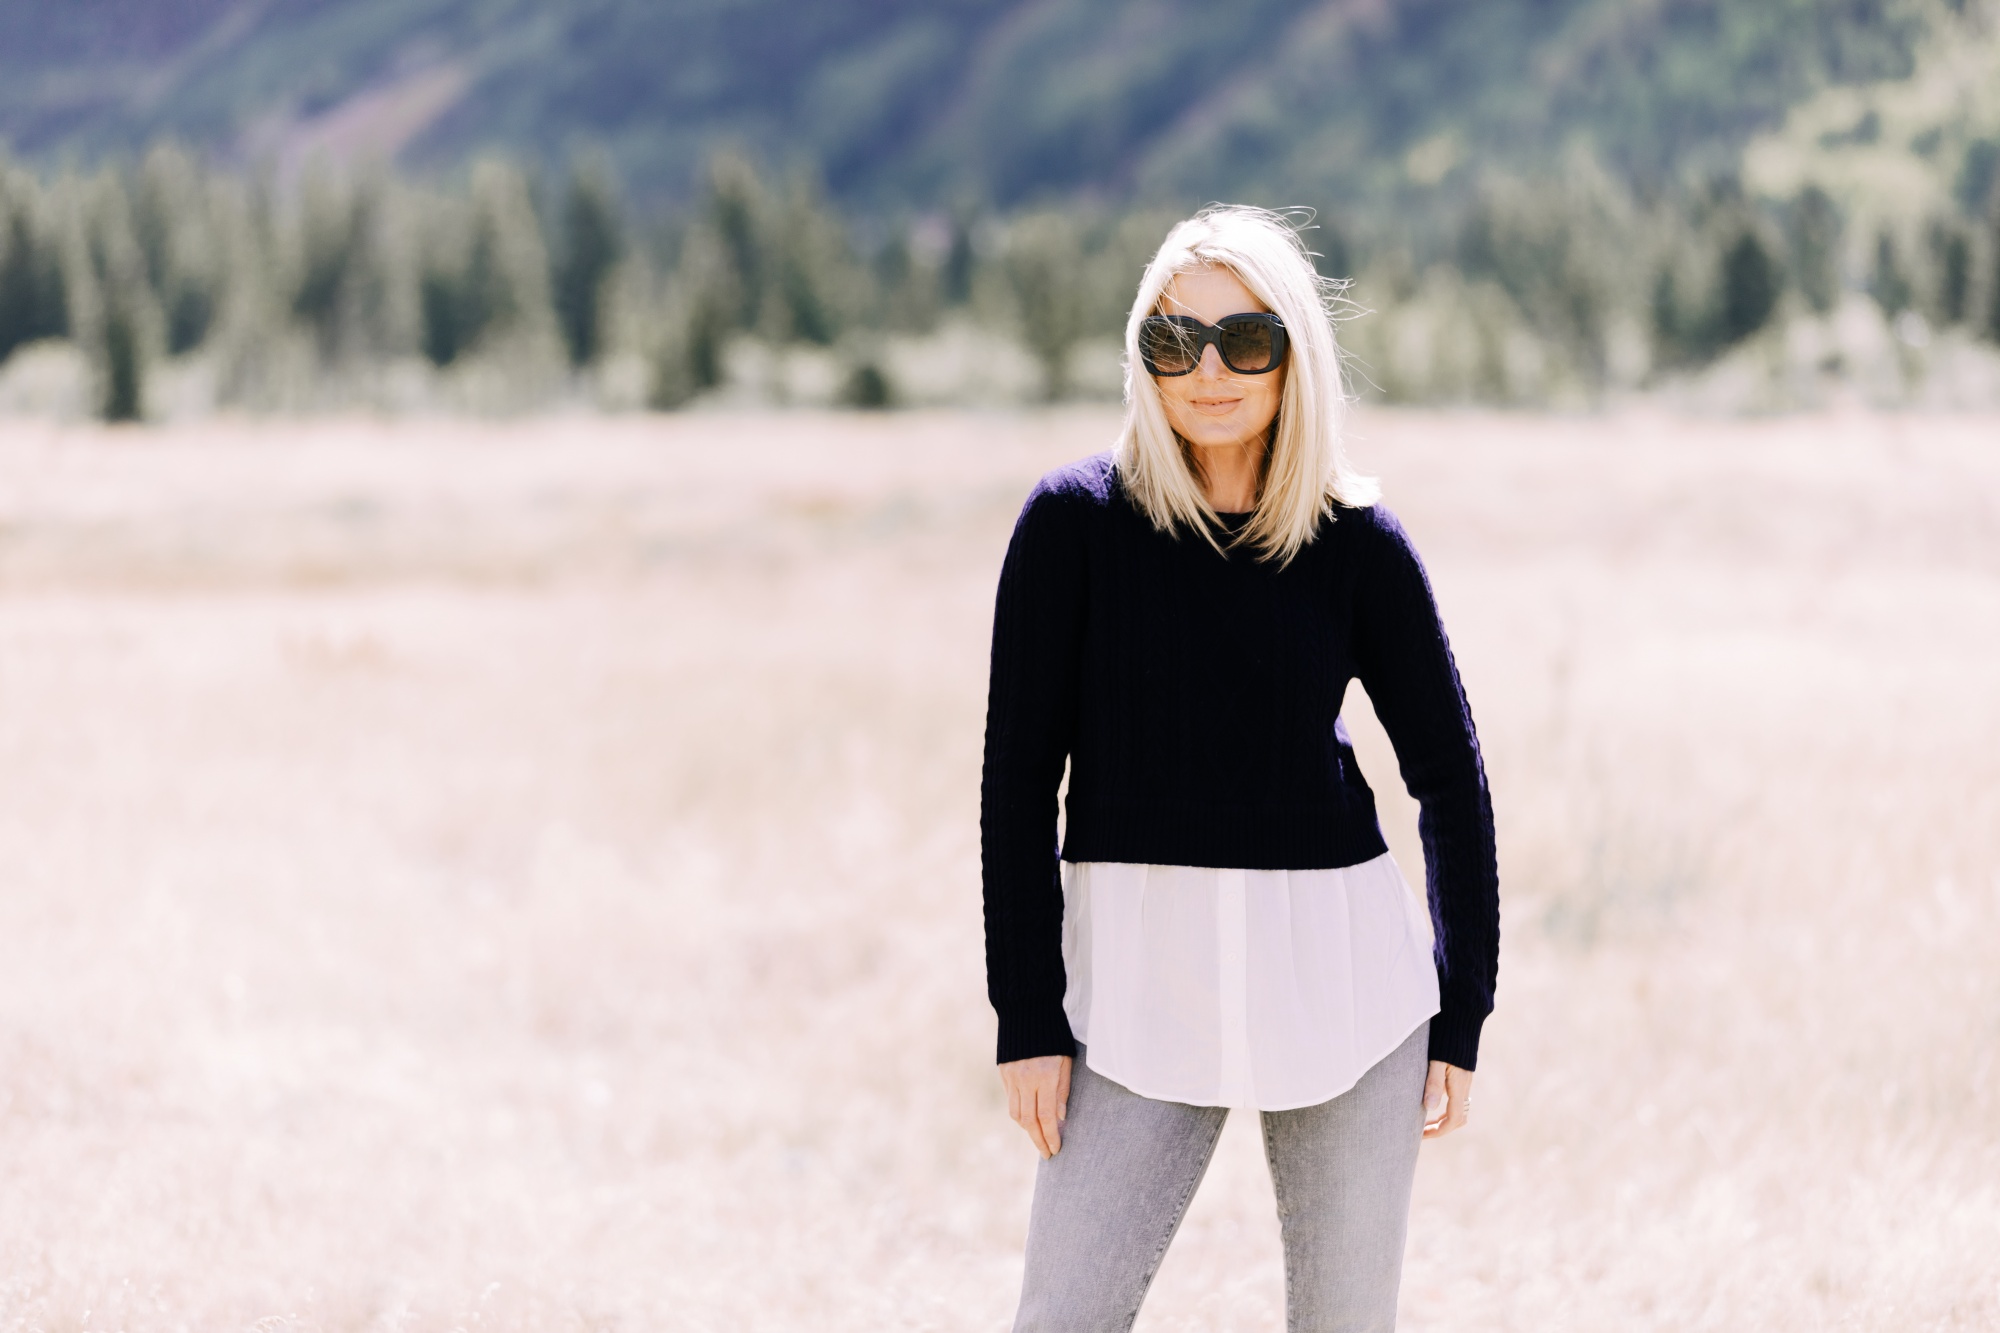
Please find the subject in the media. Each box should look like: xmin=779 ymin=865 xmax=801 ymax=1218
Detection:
xmin=981 ymin=206 xmax=1498 ymax=1332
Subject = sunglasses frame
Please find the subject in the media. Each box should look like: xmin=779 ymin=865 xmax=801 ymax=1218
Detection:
xmin=1139 ymin=312 xmax=1290 ymax=377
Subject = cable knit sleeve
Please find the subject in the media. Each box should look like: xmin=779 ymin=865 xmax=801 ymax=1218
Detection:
xmin=981 ymin=478 xmax=1090 ymax=1064
xmin=1349 ymin=506 xmax=1500 ymax=1071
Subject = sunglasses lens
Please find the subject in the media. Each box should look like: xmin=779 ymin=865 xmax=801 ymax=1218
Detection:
xmin=1141 ymin=319 xmax=1200 ymax=375
xmin=1218 ymin=319 xmax=1277 ymax=372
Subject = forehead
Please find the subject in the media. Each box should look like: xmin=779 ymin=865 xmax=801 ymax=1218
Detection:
xmin=1159 ymin=265 xmax=1268 ymax=321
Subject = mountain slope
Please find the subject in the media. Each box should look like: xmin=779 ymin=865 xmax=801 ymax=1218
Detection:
xmin=0 ymin=0 xmax=1945 ymax=208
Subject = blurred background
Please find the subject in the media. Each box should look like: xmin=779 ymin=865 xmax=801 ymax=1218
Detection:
xmin=1 ymin=0 xmax=1999 ymax=416
xmin=1 ymin=4 xmax=1997 ymax=1333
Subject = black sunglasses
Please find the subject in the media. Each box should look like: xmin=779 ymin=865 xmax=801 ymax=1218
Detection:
xmin=1139 ymin=312 xmax=1289 ymax=377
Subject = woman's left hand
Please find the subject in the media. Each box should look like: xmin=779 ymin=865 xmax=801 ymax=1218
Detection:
xmin=1422 ymin=1061 xmax=1473 ymax=1138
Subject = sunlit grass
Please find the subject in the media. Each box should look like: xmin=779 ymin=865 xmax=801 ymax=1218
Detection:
xmin=0 ymin=407 xmax=1994 ymax=1331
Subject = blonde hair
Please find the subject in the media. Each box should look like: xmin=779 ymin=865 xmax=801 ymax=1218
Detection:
xmin=1115 ymin=205 xmax=1378 ymax=564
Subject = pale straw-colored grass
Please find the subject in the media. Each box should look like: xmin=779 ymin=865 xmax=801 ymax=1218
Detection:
xmin=0 ymin=408 xmax=1994 ymax=1331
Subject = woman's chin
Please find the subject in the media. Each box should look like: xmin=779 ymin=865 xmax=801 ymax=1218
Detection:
xmin=1180 ymin=424 xmax=1261 ymax=450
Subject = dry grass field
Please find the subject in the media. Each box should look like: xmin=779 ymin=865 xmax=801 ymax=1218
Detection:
xmin=0 ymin=406 xmax=1995 ymax=1332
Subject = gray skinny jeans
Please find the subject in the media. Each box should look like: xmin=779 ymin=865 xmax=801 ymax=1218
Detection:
xmin=1013 ymin=1022 xmax=1429 ymax=1333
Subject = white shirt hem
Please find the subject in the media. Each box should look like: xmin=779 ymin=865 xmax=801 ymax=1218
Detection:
xmin=1079 ymin=1003 xmax=1439 ymax=1112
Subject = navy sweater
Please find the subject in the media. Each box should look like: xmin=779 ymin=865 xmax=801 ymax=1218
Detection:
xmin=981 ymin=453 xmax=1499 ymax=1072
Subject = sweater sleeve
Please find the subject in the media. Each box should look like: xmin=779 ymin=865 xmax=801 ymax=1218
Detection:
xmin=1349 ymin=507 xmax=1500 ymax=1071
xmin=981 ymin=481 xmax=1089 ymax=1064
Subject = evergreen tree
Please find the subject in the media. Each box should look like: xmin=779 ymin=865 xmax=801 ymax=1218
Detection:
xmin=1786 ymin=186 xmax=1841 ymax=316
xmin=874 ymin=228 xmax=911 ymax=298
xmin=1719 ymin=229 xmax=1781 ymax=345
xmin=648 ymin=278 xmax=730 ymax=409
xmin=705 ymin=153 xmax=767 ymax=331
xmin=1868 ymin=231 xmax=1912 ymax=316
xmin=1957 ymin=139 xmax=2000 ymax=215
xmin=1649 ymin=211 xmax=1762 ymax=369
xmin=1089 ymin=211 xmax=1179 ymax=343
xmin=102 ymin=302 xmax=142 ymax=421
xmin=163 ymin=266 xmax=215 ymax=354
xmin=7 ymin=126 xmax=1999 ymax=413
xmin=688 ymin=296 xmax=726 ymax=390
xmin=764 ymin=172 xmax=854 ymax=346
xmin=74 ymin=172 xmax=158 ymax=421
xmin=420 ymin=263 xmax=466 ymax=366
xmin=941 ymin=205 xmax=977 ymax=308
xmin=1455 ymin=166 xmax=1629 ymax=387
xmin=651 ymin=219 xmax=738 ymax=406
xmin=552 ymin=161 xmax=623 ymax=367
xmin=0 ymin=195 xmax=68 ymax=363
xmin=291 ymin=174 xmax=383 ymax=360
xmin=421 ymin=218 xmax=505 ymax=367
xmin=870 ymin=221 xmax=941 ymax=333
xmin=1987 ymin=212 xmax=2000 ymax=343
xmin=1931 ymin=221 xmax=1970 ymax=325
xmin=132 ymin=145 xmax=223 ymax=356
xmin=1002 ymin=211 xmax=1086 ymax=401
xmin=1649 ymin=264 xmax=1692 ymax=368
xmin=418 ymin=163 xmax=551 ymax=368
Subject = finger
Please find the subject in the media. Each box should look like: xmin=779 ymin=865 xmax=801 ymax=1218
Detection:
xmin=1006 ymin=1072 xmax=1021 ymax=1127
xmin=1023 ymin=1086 xmax=1052 ymax=1158
xmin=1448 ymin=1068 xmax=1472 ymax=1133
xmin=1422 ymin=1061 xmax=1447 ymax=1122
xmin=1038 ymin=1085 xmax=1064 ymax=1156
xmin=1056 ymin=1057 xmax=1072 ymax=1123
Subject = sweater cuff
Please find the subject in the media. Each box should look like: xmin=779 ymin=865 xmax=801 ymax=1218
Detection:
xmin=995 ymin=1004 xmax=1077 ymax=1065
xmin=1426 ymin=1003 xmax=1487 ymax=1071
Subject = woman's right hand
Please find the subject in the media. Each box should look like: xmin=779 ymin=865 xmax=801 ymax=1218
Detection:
xmin=1000 ymin=1055 xmax=1073 ymax=1158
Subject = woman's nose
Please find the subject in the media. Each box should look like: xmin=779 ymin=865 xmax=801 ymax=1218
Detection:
xmin=1195 ymin=344 xmax=1227 ymax=378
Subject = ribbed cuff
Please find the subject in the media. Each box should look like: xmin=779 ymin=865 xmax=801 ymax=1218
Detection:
xmin=995 ymin=1003 xmax=1077 ymax=1065
xmin=1426 ymin=1002 xmax=1487 ymax=1071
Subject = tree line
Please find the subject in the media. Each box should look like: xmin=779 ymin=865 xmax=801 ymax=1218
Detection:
xmin=2 ymin=144 xmax=1998 ymax=420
